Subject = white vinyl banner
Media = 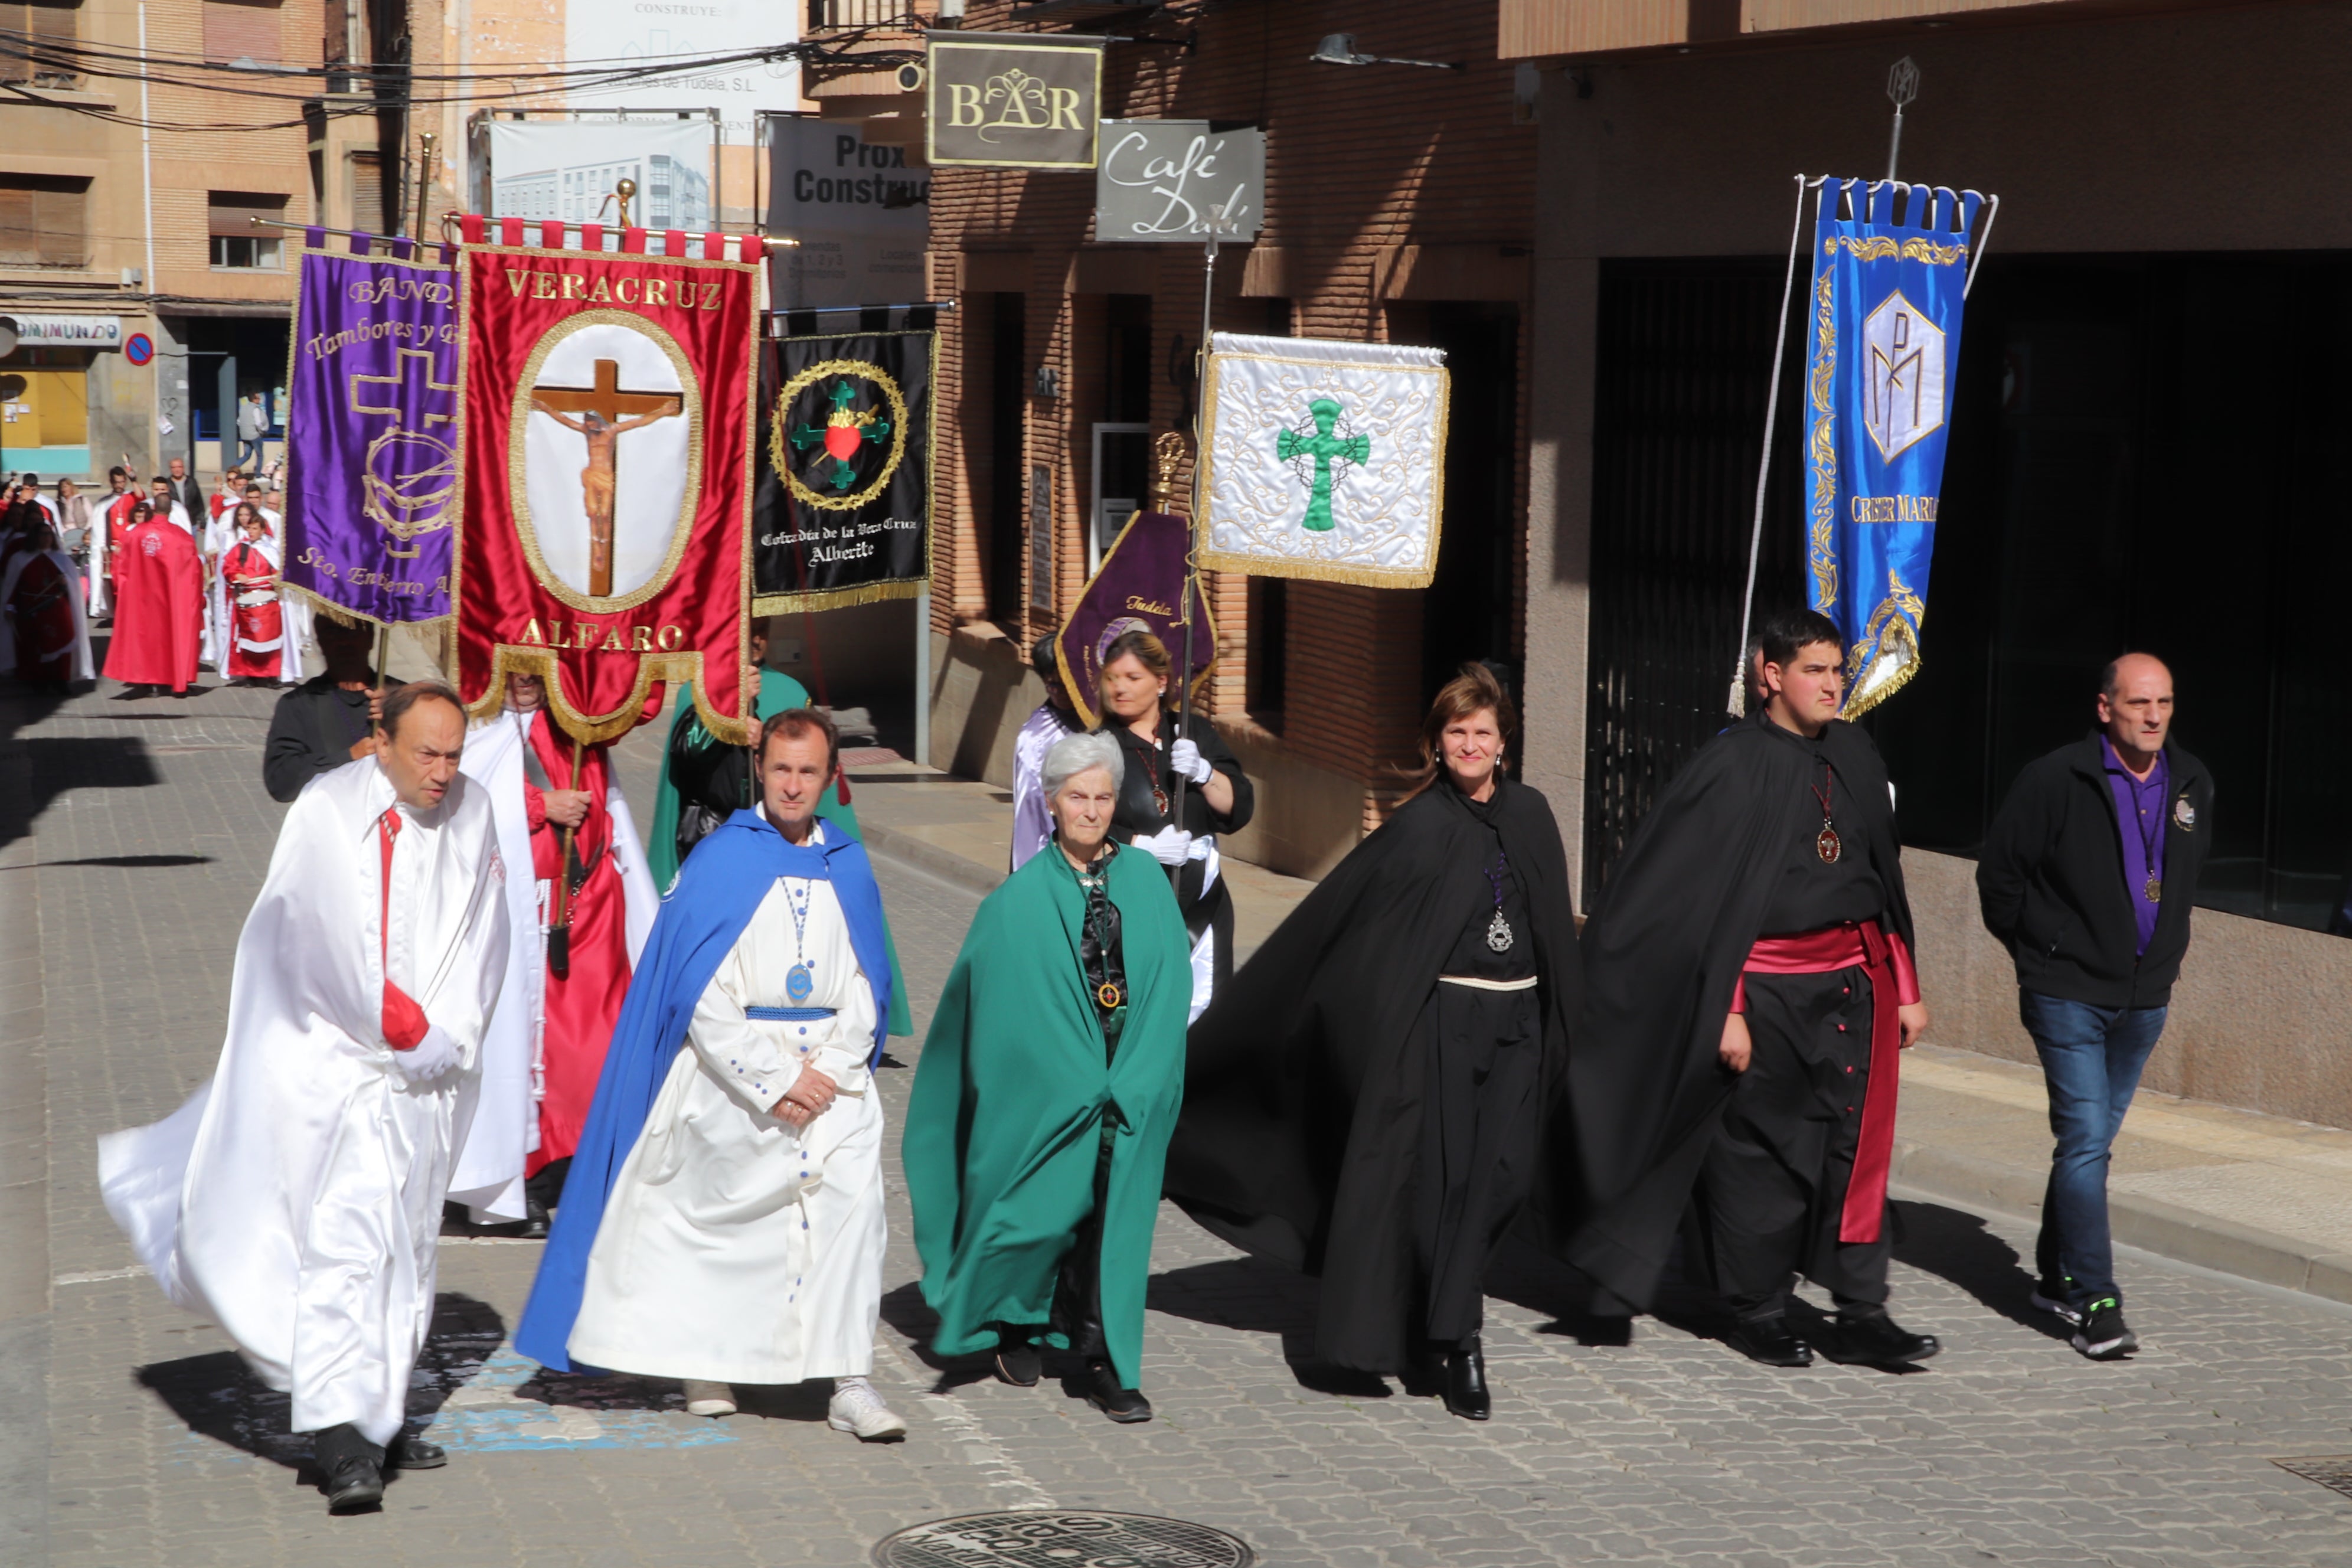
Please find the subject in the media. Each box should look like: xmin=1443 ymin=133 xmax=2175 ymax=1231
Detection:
xmin=765 ymin=119 xmax=930 ymax=311
xmin=563 ymin=0 xmax=802 ymax=143
xmin=1197 ymin=332 xmax=1448 ymax=588
xmin=486 ymin=118 xmax=716 ymax=230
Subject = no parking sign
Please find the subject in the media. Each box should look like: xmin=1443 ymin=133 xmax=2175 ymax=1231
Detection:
xmin=125 ymin=334 xmax=153 ymax=366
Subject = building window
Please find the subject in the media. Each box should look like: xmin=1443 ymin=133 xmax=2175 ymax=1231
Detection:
xmin=0 ymin=173 xmax=89 ymax=267
xmin=1247 ymin=577 xmax=1287 ymax=733
xmin=0 ymin=0 xmax=79 ymax=85
xmin=202 ymin=0 xmax=279 ymax=66
xmin=209 ymin=192 xmax=287 ymax=269
xmin=985 ymin=290 xmax=1028 ymax=630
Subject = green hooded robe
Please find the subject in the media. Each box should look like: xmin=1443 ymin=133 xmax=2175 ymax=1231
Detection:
xmin=904 ymin=839 xmax=1191 ymax=1389
xmin=648 ymin=674 xmax=912 ymax=1035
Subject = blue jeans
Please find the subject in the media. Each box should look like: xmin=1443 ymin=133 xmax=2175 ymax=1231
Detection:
xmin=2020 ymin=989 xmax=2168 ymax=1307
xmin=236 ymin=436 xmax=266 ymax=471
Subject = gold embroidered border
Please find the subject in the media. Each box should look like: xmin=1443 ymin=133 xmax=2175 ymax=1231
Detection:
xmin=756 ymin=328 xmax=937 ymax=607
xmin=1822 ymin=234 xmax=1969 ymax=267
xmin=1840 ymin=569 xmax=1928 ymax=720
xmin=505 ymin=309 xmax=704 ymax=616
xmin=1193 ymin=348 xmax=1449 ymax=590
xmin=1807 ymin=266 xmax=1839 ymax=613
xmin=753 ymin=577 xmax=926 ymax=616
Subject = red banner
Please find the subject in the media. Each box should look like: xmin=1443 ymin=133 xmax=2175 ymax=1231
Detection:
xmin=452 ymin=226 xmax=761 ymax=744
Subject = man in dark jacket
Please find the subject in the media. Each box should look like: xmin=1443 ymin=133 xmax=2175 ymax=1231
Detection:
xmin=1977 ymin=652 xmax=2211 ymax=1361
xmin=262 ymin=616 xmax=384 ymax=802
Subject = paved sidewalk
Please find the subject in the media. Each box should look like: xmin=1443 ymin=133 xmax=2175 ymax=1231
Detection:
xmin=838 ymin=741 xmax=2352 ymax=1316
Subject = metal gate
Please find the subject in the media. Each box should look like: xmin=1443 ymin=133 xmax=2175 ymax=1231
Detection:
xmin=1582 ymin=259 xmax=1806 ymax=907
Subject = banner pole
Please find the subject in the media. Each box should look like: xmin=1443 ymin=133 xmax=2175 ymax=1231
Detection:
xmin=1726 ymin=174 xmax=1812 ymax=720
xmin=370 ymin=619 xmax=390 ymax=740
xmin=913 ymin=587 xmax=930 ymax=768
xmin=1170 ymin=228 xmax=1219 ymax=880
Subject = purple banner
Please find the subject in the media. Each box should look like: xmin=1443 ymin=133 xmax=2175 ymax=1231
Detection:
xmin=1052 ymin=510 xmax=1216 ymax=730
xmin=283 ymin=234 xmax=459 ymax=623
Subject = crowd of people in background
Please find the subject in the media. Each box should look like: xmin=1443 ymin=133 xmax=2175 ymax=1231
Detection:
xmin=0 ymin=453 xmax=312 ymax=699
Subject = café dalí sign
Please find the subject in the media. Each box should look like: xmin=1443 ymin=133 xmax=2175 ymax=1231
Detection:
xmin=1800 ymin=177 xmax=1988 ymax=717
xmin=1096 ymin=122 xmax=1263 ymax=242
xmin=925 ymin=31 xmax=1103 ymax=170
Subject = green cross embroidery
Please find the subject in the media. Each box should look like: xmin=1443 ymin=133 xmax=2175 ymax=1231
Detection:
xmin=790 ymin=381 xmax=891 ymax=492
xmin=1274 ymin=397 xmax=1370 ymax=533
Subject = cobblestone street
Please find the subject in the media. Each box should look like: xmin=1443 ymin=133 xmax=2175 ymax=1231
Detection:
xmin=10 ymin=679 xmax=2352 ymax=1567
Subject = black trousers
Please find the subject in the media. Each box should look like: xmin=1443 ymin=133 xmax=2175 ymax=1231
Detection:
xmin=1047 ymin=1118 xmax=1117 ymax=1364
xmin=1696 ymin=967 xmax=1890 ymax=1321
xmin=1413 ymin=981 xmax=1545 ymax=1347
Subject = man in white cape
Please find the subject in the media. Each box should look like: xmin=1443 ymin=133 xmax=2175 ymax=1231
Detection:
xmin=99 ymin=681 xmax=509 ymax=1514
xmin=514 ymin=706 xmax=906 ymax=1442
xmin=453 ymin=674 xmax=657 ymax=1230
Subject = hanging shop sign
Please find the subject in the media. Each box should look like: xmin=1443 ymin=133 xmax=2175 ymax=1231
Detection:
xmin=765 ymin=117 xmax=930 ymax=311
xmin=1095 ymin=122 xmax=1263 ymax=242
xmin=925 ymin=31 xmax=1104 ymax=170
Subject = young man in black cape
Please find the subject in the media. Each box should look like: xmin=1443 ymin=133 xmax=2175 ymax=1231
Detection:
xmin=1164 ymin=665 xmax=1580 ymax=1417
xmin=1566 ymin=608 xmax=1938 ymax=1369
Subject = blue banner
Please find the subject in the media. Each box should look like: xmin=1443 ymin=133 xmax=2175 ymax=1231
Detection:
xmin=1801 ymin=181 xmax=1982 ymax=717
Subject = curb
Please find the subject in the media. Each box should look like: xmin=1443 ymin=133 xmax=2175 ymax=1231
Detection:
xmin=1891 ymin=1138 xmax=2352 ymax=1308
xmin=860 ymin=822 xmax=1007 ymax=900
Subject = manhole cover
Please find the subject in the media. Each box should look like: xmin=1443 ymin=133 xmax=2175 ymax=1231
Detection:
xmin=2273 ymin=1455 xmax=2352 ymax=1498
xmin=873 ymin=1510 xmax=1254 ymax=1568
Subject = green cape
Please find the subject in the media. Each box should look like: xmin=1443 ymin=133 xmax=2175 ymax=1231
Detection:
xmin=648 ymin=674 xmax=912 ymax=1035
xmin=903 ymin=841 xmax=1191 ymax=1389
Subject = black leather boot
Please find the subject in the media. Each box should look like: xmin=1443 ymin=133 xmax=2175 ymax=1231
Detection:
xmin=387 ymin=1431 xmax=447 ymax=1469
xmin=1443 ymin=1337 xmax=1491 ymax=1421
xmin=1822 ymin=1305 xmax=1941 ymax=1366
xmin=1083 ymin=1360 xmax=1153 ymax=1423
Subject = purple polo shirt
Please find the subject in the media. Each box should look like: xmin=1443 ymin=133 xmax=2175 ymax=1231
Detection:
xmin=2102 ymin=739 xmax=2170 ymax=955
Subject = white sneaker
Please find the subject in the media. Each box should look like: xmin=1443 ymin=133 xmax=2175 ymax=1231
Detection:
xmin=828 ymin=1376 xmax=907 ymax=1441
xmin=682 ymin=1378 xmax=737 ymax=1417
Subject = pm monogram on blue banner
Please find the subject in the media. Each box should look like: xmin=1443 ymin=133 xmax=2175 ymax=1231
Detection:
xmin=1801 ymin=181 xmax=1983 ymax=717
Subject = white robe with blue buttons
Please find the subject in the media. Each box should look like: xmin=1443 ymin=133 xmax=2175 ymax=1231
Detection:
xmin=566 ymin=823 xmax=884 ymax=1384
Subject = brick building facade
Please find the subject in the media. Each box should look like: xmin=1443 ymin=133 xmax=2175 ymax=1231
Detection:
xmin=896 ymin=0 xmax=1537 ymax=877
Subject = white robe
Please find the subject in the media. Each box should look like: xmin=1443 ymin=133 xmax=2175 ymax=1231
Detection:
xmin=99 ymin=757 xmax=510 ymax=1445
xmin=452 ymin=708 xmax=658 ymax=1221
xmin=201 ymin=509 xmax=237 ymax=672
xmin=568 ymin=822 xmax=885 ymax=1384
xmin=0 ymin=547 xmax=94 ymax=682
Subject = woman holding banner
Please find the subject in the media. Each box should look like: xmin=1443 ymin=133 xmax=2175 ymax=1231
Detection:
xmin=1099 ymin=628 xmax=1252 ymax=1020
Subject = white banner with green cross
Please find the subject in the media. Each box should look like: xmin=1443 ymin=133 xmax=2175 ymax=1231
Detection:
xmin=1196 ymin=333 xmax=1449 ymax=589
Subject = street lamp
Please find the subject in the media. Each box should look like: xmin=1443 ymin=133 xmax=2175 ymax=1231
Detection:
xmin=1308 ymin=33 xmax=1463 ymax=71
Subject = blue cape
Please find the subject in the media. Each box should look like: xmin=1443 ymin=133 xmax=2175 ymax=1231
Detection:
xmin=512 ymin=808 xmax=897 ymax=1373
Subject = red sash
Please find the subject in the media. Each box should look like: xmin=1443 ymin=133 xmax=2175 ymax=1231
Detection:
xmin=1740 ymin=919 xmax=1916 ymax=1244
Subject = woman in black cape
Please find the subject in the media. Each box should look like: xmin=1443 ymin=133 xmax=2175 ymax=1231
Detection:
xmin=1164 ymin=663 xmax=1579 ymax=1419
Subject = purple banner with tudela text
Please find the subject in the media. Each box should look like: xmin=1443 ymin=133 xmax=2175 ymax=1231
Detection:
xmin=282 ymin=231 xmax=460 ymax=623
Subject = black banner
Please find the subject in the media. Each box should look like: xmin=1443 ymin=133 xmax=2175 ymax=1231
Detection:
xmin=753 ymin=329 xmax=935 ymax=612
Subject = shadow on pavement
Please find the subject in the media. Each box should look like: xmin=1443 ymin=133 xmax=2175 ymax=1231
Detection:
xmin=881 ymin=1279 xmax=997 ymax=1393
xmin=1146 ymin=1256 xmax=1393 ymax=1397
xmin=21 ymin=854 xmax=214 ymax=870
xmin=1889 ymin=1197 xmax=2070 ymax=1340
xmin=135 ymin=1292 xmax=505 ymax=1475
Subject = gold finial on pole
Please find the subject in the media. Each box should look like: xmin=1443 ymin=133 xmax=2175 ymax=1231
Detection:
xmin=615 ymin=178 xmax=638 ymax=229
xmin=1151 ymin=430 xmax=1187 ymax=514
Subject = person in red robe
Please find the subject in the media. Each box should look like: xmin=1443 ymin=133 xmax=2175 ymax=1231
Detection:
xmin=102 ymin=500 xmax=204 ymax=695
xmin=102 ymin=473 xmax=143 ymax=612
xmin=2 ymin=520 xmax=91 ymax=691
xmin=503 ymin=673 xmax=656 ymax=1214
xmin=219 ymin=504 xmax=285 ymax=684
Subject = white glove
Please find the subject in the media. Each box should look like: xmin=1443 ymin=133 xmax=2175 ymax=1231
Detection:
xmin=1135 ymin=824 xmax=1194 ymax=867
xmin=390 ymin=1024 xmax=463 ymax=1086
xmin=1168 ymin=737 xmax=1214 ymax=786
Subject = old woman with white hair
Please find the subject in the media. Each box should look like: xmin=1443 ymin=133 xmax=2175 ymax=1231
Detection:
xmin=905 ymin=730 xmax=1192 ymax=1425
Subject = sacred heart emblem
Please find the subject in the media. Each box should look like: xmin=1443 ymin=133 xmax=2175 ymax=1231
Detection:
xmin=772 ymin=358 xmax=909 ymax=512
xmin=511 ymin=312 xmax=701 ymax=610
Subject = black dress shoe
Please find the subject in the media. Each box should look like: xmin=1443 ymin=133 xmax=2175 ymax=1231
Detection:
xmin=1400 ymin=1344 xmax=1446 ymax=1400
xmin=1723 ymin=1317 xmax=1814 ymax=1368
xmin=387 ymin=1432 xmax=447 ymax=1469
xmin=520 ymin=1191 xmax=550 ymax=1240
xmin=994 ymin=1340 xmax=1042 ymax=1387
xmin=1443 ymin=1338 xmax=1491 ymax=1421
xmin=1823 ymin=1308 xmax=1941 ymax=1366
xmin=312 ymin=1424 xmax=385 ymax=1514
xmin=1083 ymin=1360 xmax=1152 ymax=1423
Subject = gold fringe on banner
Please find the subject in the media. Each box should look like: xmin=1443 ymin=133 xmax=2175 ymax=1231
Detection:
xmin=455 ymin=643 xmax=753 ymax=747
xmin=752 ymin=577 xmax=927 ymax=618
